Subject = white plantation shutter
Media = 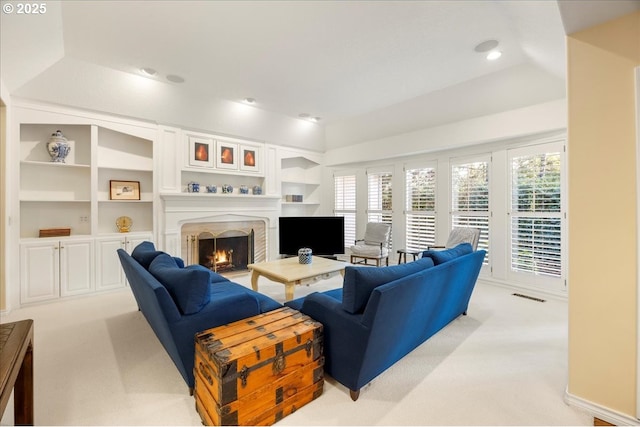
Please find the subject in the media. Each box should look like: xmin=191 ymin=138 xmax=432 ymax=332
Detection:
xmin=367 ymin=170 xmax=393 ymax=246
xmin=334 ymin=174 xmax=356 ymax=248
xmin=451 ymin=159 xmax=490 ymax=264
xmin=510 ymin=147 xmax=563 ymax=280
xmin=405 ymin=166 xmax=436 ymax=251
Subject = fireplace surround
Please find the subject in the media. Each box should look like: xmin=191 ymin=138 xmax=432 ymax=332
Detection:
xmin=160 ymin=193 xmax=281 ymax=264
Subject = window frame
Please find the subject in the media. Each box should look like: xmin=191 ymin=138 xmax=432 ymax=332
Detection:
xmin=507 ymin=141 xmax=566 ymax=290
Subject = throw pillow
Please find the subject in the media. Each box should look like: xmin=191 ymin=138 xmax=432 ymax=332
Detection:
xmin=422 ymin=242 xmax=473 ymax=265
xmin=342 ymin=256 xmax=434 ymax=314
xmin=184 ymin=264 xmax=230 ymax=284
xmin=131 ymin=241 xmax=164 ymax=269
xmin=148 ymin=253 xmax=211 ymax=315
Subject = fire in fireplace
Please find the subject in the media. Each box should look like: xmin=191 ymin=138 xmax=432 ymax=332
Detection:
xmin=188 ymin=229 xmax=255 ymax=273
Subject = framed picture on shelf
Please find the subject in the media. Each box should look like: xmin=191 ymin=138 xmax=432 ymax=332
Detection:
xmin=239 ymin=144 xmax=262 ymax=172
xmin=216 ymin=141 xmax=238 ymax=170
xmin=188 ymin=136 xmax=214 ymax=167
xmin=110 ymin=180 xmax=141 ymax=200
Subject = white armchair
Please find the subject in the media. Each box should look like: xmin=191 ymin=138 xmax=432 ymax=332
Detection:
xmin=428 ymin=227 xmax=481 ymax=251
xmin=350 ymin=222 xmax=392 ymax=267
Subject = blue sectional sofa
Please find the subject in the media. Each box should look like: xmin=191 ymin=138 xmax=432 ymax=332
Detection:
xmin=286 ymin=243 xmax=485 ymax=400
xmin=117 ymin=241 xmax=282 ymax=392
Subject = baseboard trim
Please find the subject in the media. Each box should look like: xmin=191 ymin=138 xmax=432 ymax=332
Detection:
xmin=476 ymin=278 xmax=567 ymax=301
xmin=564 ymin=387 xmax=639 ymax=425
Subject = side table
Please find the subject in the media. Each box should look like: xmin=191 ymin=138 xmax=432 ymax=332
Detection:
xmin=397 ymin=249 xmax=422 ymax=264
xmin=0 ymin=319 xmax=34 ymax=426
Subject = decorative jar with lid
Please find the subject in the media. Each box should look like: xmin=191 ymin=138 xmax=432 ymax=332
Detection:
xmin=47 ymin=130 xmax=71 ymax=163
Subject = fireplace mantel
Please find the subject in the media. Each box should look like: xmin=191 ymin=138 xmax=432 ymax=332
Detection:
xmin=160 ymin=192 xmax=281 ymax=260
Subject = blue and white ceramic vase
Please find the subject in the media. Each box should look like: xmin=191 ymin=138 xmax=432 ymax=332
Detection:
xmin=47 ymin=130 xmax=70 ymax=163
xmin=298 ymin=247 xmax=312 ymax=264
xmin=187 ymin=182 xmax=200 ymax=193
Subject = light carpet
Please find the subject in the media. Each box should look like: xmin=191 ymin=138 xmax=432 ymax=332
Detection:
xmin=0 ymin=272 xmax=592 ymax=426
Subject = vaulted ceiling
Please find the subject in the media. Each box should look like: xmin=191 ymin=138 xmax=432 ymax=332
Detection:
xmin=1 ymin=1 xmax=638 ymax=151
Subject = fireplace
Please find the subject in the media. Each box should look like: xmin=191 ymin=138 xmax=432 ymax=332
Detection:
xmin=190 ymin=229 xmax=255 ymax=273
xmin=161 ymin=192 xmax=280 ymax=265
xmin=181 ymin=220 xmax=266 ymax=273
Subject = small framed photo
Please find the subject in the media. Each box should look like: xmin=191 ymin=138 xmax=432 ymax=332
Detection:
xmin=240 ymin=144 xmax=262 ymax=172
xmin=216 ymin=141 xmax=238 ymax=170
xmin=189 ymin=137 xmax=214 ymax=168
xmin=110 ymin=180 xmax=140 ymax=200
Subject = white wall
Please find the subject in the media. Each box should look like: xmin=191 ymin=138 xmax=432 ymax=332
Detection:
xmin=324 ymin=99 xmax=566 ymax=166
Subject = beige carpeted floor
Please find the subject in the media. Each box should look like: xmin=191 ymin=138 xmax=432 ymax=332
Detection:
xmin=0 ymin=272 xmax=592 ymax=426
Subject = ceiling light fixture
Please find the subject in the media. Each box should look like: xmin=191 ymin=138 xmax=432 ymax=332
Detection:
xmin=474 ymin=39 xmax=499 ymax=53
xmin=243 ymin=98 xmax=256 ymax=104
xmin=166 ymin=74 xmax=185 ymax=83
xmin=140 ymin=67 xmax=157 ymax=77
xmin=486 ymin=50 xmax=502 ymax=60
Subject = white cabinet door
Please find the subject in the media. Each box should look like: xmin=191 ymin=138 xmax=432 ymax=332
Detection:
xmin=60 ymin=239 xmax=94 ymax=297
xmin=95 ymin=233 xmax=152 ymax=291
xmin=95 ymin=237 xmax=126 ymax=291
xmin=125 ymin=234 xmax=153 ymax=254
xmin=20 ymin=241 xmax=60 ymax=304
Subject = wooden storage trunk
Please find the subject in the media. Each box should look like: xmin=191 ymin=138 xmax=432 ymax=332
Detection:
xmin=194 ymin=307 xmax=324 ymax=426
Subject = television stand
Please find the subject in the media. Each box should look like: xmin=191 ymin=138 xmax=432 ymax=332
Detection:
xmin=316 ymin=255 xmax=338 ymax=260
xmin=279 ymin=254 xmax=341 ymax=261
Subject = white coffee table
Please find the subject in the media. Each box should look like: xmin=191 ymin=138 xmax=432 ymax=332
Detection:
xmin=248 ymin=256 xmax=347 ymax=301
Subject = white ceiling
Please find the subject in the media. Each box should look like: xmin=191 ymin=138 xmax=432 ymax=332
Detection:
xmin=1 ymin=1 xmax=638 ymax=151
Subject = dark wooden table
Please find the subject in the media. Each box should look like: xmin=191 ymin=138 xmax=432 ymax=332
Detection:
xmin=397 ymin=248 xmax=422 ymax=264
xmin=0 ymin=319 xmax=34 ymax=426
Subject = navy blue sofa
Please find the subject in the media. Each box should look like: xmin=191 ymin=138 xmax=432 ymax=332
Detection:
xmin=286 ymin=244 xmax=485 ymax=400
xmin=117 ymin=241 xmax=281 ymax=392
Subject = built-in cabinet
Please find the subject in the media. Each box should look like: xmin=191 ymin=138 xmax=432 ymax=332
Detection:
xmin=20 ymin=238 xmax=94 ymax=304
xmin=15 ymin=105 xmax=156 ymax=305
xmin=95 ymin=233 xmax=153 ymax=291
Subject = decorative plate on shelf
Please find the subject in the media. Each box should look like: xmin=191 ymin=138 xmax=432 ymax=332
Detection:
xmin=116 ymin=216 xmax=132 ymax=233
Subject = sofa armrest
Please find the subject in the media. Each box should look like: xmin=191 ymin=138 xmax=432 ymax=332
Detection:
xmin=169 ymin=291 xmax=263 ymax=388
xmin=301 ymin=293 xmax=370 ymax=391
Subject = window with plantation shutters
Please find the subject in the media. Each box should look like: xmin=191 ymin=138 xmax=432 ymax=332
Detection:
xmin=451 ymin=159 xmax=490 ymax=264
xmin=334 ymin=174 xmax=356 ymax=249
xmin=367 ymin=170 xmax=393 ymax=246
xmin=405 ymin=166 xmax=436 ymax=251
xmin=509 ymin=145 xmax=564 ymax=282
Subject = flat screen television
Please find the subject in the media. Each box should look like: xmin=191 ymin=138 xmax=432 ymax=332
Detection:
xmin=278 ymin=216 xmax=345 ymax=256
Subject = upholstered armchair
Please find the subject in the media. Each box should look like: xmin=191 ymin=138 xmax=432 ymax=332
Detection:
xmin=350 ymin=222 xmax=392 ymax=267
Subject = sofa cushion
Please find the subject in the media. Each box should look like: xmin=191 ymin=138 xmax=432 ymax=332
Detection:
xmin=184 ymin=264 xmax=230 ymax=284
xmin=131 ymin=241 xmax=164 ymax=269
xmin=422 ymin=243 xmax=473 ymax=265
xmin=342 ymin=256 xmax=434 ymax=314
xmin=148 ymin=253 xmax=211 ymax=315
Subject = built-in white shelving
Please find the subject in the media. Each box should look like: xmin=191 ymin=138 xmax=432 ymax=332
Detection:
xmin=279 ymin=149 xmax=323 ymax=216
xmin=16 ymin=105 xmax=157 ymax=305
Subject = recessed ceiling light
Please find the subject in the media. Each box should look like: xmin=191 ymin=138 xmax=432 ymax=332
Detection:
xmin=486 ymin=50 xmax=502 ymax=60
xmin=474 ymin=39 xmax=499 ymax=53
xmin=243 ymin=98 xmax=256 ymax=104
xmin=140 ymin=67 xmax=157 ymax=76
xmin=166 ymin=74 xmax=185 ymax=83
